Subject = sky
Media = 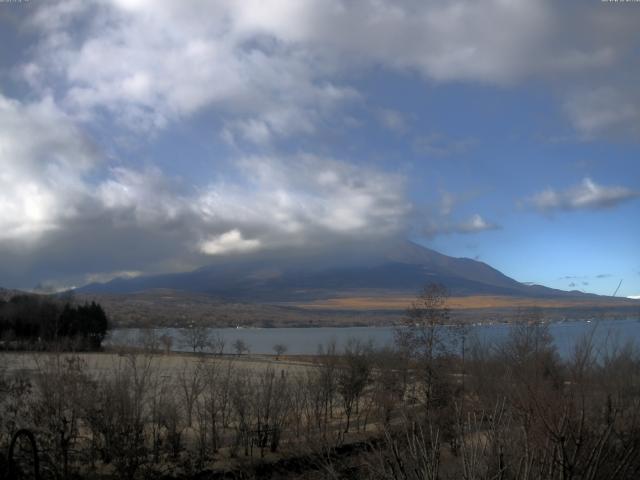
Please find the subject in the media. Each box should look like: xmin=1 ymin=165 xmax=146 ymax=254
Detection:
xmin=0 ymin=0 xmax=639 ymax=297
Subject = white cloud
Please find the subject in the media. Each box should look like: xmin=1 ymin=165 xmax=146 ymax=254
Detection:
xmin=459 ymin=214 xmax=499 ymax=233
xmin=200 ymin=230 xmax=261 ymax=256
xmin=376 ymin=109 xmax=407 ymax=133
xmin=529 ymin=178 xmax=640 ymax=212
xmin=20 ymin=0 xmax=635 ymax=141
xmin=423 ymin=214 xmax=500 ymax=237
xmin=421 ymin=190 xmax=498 ymax=237
xmin=195 ymin=155 xmax=409 ymax=248
xmin=84 ymin=270 xmax=143 ymax=284
xmin=439 ymin=191 xmax=456 ymax=217
xmin=564 ymin=87 xmax=640 ymax=138
xmin=627 ymin=295 xmax=640 ymax=300
xmin=98 ymin=167 xmax=186 ymax=226
xmin=0 ymin=94 xmax=407 ymax=253
xmin=87 ymin=154 xmax=408 ymax=257
xmin=413 ymin=133 xmax=475 ymax=157
xmin=24 ymin=0 xmax=359 ymax=140
xmin=0 ymin=94 xmax=97 ymax=241
xmin=0 ymin=101 xmax=409 ymax=284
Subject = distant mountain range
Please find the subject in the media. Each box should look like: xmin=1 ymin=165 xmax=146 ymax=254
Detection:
xmin=77 ymin=240 xmax=615 ymax=302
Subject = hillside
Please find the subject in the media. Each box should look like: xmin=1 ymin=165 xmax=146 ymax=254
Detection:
xmin=77 ymin=240 xmax=594 ymax=300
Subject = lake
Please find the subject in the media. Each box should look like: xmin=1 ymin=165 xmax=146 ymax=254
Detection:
xmin=108 ymin=318 xmax=640 ymax=358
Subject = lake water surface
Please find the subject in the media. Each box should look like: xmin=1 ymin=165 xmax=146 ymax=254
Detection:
xmin=108 ymin=318 xmax=640 ymax=358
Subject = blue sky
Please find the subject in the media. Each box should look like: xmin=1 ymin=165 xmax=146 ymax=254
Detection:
xmin=0 ymin=0 xmax=639 ymax=297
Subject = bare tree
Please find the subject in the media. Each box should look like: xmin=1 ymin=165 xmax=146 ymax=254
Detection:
xmin=178 ymin=360 xmax=204 ymax=428
xmin=252 ymin=366 xmax=290 ymax=457
xmin=314 ymin=340 xmax=339 ymax=440
xmin=159 ymin=334 xmax=173 ymax=355
xmin=229 ymin=369 xmax=252 ymax=457
xmin=395 ymin=283 xmax=455 ymax=409
xmin=233 ymin=339 xmax=249 ymax=356
xmin=148 ymin=367 xmax=170 ymax=464
xmin=197 ymin=359 xmax=235 ymax=458
xmin=0 ymin=362 xmax=32 ymax=456
xmin=396 ymin=283 xmax=451 ymax=359
xmin=81 ymin=354 xmax=154 ymax=479
xmin=211 ymin=332 xmax=226 ymax=356
xmin=158 ymin=391 xmax=185 ymax=461
xmin=337 ymin=339 xmax=371 ymax=433
xmin=31 ymin=354 xmax=89 ymax=479
xmin=273 ymin=343 xmax=287 ymax=359
xmin=365 ymin=417 xmax=442 ymax=480
xmin=371 ymin=347 xmax=410 ymax=426
xmin=138 ymin=328 xmax=161 ymax=353
xmin=180 ymin=323 xmax=211 ymax=354
xmin=289 ymin=374 xmax=309 ymax=439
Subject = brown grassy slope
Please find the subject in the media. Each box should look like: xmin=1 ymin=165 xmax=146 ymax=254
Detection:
xmin=292 ymin=294 xmax=640 ymax=311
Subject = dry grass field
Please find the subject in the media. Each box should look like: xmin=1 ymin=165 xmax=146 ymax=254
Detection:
xmin=0 ymin=351 xmax=314 ymax=378
xmin=293 ymin=294 xmax=640 ymax=311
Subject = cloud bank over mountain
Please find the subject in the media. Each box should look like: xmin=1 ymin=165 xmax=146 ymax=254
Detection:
xmin=0 ymin=0 xmax=639 ymax=295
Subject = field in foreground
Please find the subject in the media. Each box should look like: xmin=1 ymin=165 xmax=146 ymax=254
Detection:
xmin=4 ymin=318 xmax=640 ymax=480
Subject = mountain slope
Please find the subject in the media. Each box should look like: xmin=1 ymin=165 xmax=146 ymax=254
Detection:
xmin=77 ymin=240 xmax=605 ymax=302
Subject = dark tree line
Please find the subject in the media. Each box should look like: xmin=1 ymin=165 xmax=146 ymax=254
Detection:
xmin=0 ymin=295 xmax=109 ymax=350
